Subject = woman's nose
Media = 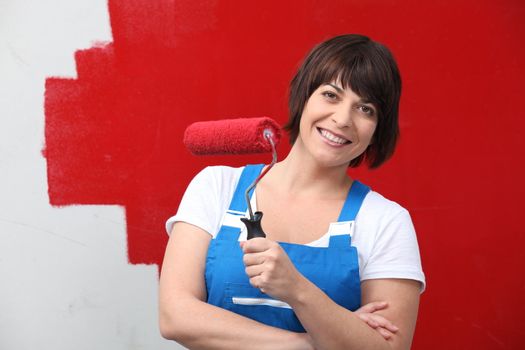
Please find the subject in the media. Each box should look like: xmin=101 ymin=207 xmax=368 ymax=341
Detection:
xmin=331 ymin=109 xmax=353 ymax=128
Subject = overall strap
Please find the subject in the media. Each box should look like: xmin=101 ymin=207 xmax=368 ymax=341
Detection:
xmin=216 ymin=164 xmax=265 ymax=241
xmin=330 ymin=180 xmax=370 ymax=248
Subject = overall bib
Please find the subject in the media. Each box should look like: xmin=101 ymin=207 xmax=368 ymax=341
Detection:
xmin=205 ymin=164 xmax=370 ymax=332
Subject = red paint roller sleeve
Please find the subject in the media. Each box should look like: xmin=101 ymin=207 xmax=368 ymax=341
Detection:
xmin=183 ymin=117 xmax=282 ymax=155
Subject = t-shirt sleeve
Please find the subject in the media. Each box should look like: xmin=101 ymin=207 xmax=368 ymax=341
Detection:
xmin=361 ymin=208 xmax=426 ymax=292
xmin=165 ymin=166 xmax=222 ymax=237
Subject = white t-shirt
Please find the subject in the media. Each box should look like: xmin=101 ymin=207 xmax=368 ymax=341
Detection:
xmin=166 ymin=165 xmax=426 ymax=292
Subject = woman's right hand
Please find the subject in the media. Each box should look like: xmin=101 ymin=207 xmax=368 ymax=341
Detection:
xmin=355 ymin=301 xmax=399 ymax=340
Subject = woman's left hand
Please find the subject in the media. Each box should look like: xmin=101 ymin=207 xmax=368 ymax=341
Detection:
xmin=240 ymin=238 xmax=303 ymax=302
xmin=355 ymin=301 xmax=399 ymax=340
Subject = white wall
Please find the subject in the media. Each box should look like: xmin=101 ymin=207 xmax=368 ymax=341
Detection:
xmin=0 ymin=1 xmax=181 ymax=348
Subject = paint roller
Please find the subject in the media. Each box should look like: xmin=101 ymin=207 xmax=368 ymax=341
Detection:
xmin=183 ymin=117 xmax=282 ymax=239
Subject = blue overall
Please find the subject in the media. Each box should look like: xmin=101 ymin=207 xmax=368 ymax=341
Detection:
xmin=205 ymin=164 xmax=370 ymax=332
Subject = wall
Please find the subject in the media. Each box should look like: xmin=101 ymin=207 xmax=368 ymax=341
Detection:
xmin=1 ymin=0 xmax=524 ymax=349
xmin=0 ymin=0 xmax=175 ymax=349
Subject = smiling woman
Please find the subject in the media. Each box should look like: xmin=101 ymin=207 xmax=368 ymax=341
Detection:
xmin=285 ymin=34 xmax=401 ymax=169
xmin=296 ymin=83 xmax=379 ymax=168
xmin=159 ymin=34 xmax=424 ymax=350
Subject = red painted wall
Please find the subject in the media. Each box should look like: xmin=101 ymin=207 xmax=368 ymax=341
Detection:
xmin=44 ymin=0 xmax=524 ymax=348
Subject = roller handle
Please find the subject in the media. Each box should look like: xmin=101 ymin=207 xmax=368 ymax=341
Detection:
xmin=240 ymin=211 xmax=267 ymax=239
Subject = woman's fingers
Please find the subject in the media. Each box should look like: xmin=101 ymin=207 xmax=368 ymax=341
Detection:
xmin=367 ymin=314 xmax=399 ymax=333
xmin=356 ymin=313 xmax=377 ymax=328
xmin=242 ymin=252 xmax=266 ymax=266
xmin=248 ymin=274 xmax=264 ymax=290
xmin=378 ymin=327 xmax=394 ymax=340
xmin=241 ymin=237 xmax=272 ymax=253
xmin=355 ymin=301 xmax=388 ymax=314
xmin=241 ymin=239 xmax=276 ymax=267
xmin=245 ymin=264 xmax=265 ymax=278
xmin=356 ymin=312 xmax=399 ymax=339
xmin=357 ymin=314 xmax=395 ymax=340
xmin=356 ymin=313 xmax=378 ymax=328
xmin=355 ymin=302 xmax=399 ymax=341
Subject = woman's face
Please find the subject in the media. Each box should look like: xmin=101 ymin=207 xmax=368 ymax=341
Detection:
xmin=296 ymin=82 xmax=378 ymax=168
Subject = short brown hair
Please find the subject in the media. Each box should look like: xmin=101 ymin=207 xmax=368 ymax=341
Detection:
xmin=284 ymin=34 xmax=402 ymax=168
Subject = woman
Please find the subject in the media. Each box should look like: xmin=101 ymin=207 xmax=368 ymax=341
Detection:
xmin=159 ymin=34 xmax=425 ymax=350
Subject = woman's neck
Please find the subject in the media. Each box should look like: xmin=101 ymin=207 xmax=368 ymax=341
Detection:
xmin=262 ymin=143 xmax=352 ymax=200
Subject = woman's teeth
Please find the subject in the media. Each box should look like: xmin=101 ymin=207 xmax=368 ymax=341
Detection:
xmin=319 ymin=129 xmax=349 ymax=145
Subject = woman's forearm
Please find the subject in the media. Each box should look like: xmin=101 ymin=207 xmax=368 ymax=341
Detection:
xmin=160 ymin=224 xmax=313 ymax=349
xmin=160 ymin=295 xmax=313 ymax=350
xmin=288 ymin=278 xmax=392 ymax=350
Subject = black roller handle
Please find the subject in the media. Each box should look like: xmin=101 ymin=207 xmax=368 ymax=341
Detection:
xmin=241 ymin=211 xmax=266 ymax=239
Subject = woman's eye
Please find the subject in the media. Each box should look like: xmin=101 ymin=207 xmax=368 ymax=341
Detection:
xmin=322 ymin=91 xmax=338 ymax=100
xmin=359 ymin=105 xmax=375 ymax=116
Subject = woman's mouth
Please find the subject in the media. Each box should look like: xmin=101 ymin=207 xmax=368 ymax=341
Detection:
xmin=317 ymin=128 xmax=351 ymax=145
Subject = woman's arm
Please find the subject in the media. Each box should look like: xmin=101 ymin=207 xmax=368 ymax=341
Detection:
xmin=289 ymin=278 xmax=420 ymax=350
xmin=242 ymin=238 xmax=420 ymax=350
xmin=158 ymin=222 xmax=314 ymax=350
